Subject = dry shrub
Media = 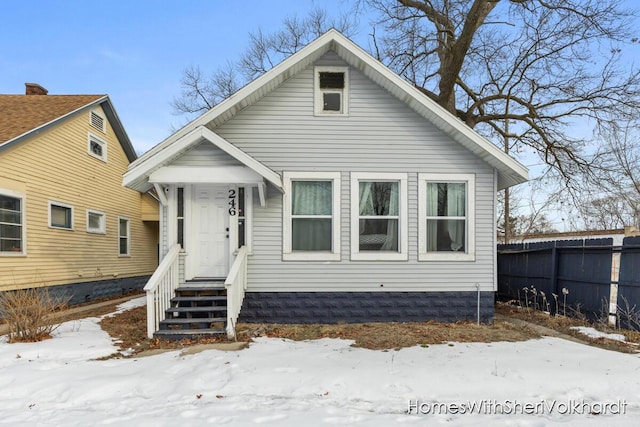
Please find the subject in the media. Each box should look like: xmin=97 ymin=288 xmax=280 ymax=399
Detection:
xmin=0 ymin=288 xmax=69 ymax=342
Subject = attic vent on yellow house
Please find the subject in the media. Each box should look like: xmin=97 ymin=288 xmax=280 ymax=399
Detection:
xmin=90 ymin=110 xmax=105 ymax=132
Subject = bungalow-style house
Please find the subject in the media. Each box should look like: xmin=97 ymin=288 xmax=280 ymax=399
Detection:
xmin=124 ymin=30 xmax=528 ymax=339
xmin=0 ymin=84 xmax=158 ymax=303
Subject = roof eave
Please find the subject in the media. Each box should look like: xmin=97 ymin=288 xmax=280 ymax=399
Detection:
xmin=0 ymin=96 xmax=108 ymax=153
xmin=128 ymin=29 xmax=528 ymax=190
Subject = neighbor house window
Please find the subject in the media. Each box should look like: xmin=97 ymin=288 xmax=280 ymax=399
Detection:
xmin=88 ymin=133 xmax=107 ymax=162
xmin=118 ymin=217 xmax=130 ymax=256
xmin=314 ymin=66 xmax=349 ymax=115
xmin=418 ymin=173 xmax=475 ymax=261
xmin=283 ymin=172 xmax=341 ymax=261
xmin=0 ymin=190 xmax=25 ymax=255
xmin=49 ymin=202 xmax=73 ymax=230
xmin=350 ymin=173 xmax=408 ymax=261
xmin=86 ymin=209 xmax=106 ymax=234
xmin=90 ymin=110 xmax=106 ymax=133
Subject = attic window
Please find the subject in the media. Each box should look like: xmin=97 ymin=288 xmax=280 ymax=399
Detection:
xmin=88 ymin=133 xmax=107 ymax=162
xmin=90 ymin=110 xmax=105 ymax=132
xmin=315 ymin=66 xmax=349 ymax=116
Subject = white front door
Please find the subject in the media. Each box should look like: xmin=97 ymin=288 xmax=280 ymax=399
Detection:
xmin=190 ymin=185 xmax=230 ymax=278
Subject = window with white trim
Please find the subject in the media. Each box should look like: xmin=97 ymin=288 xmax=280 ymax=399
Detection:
xmin=418 ymin=173 xmax=475 ymax=261
xmin=88 ymin=133 xmax=107 ymax=162
xmin=0 ymin=190 xmax=25 ymax=255
xmin=86 ymin=209 xmax=106 ymax=234
xmin=49 ymin=201 xmax=73 ymax=230
xmin=314 ymin=66 xmax=349 ymax=115
xmin=118 ymin=217 xmax=130 ymax=256
xmin=90 ymin=110 xmax=106 ymax=133
xmin=283 ymin=172 xmax=341 ymax=261
xmin=350 ymin=173 xmax=408 ymax=261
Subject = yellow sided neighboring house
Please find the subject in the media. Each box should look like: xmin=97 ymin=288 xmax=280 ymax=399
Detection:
xmin=0 ymin=83 xmax=158 ymax=304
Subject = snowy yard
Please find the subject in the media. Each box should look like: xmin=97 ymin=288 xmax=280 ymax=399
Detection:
xmin=1 ymin=297 xmax=639 ymax=426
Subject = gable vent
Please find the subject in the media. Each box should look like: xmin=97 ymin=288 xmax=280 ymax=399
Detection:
xmin=90 ymin=111 xmax=105 ymax=132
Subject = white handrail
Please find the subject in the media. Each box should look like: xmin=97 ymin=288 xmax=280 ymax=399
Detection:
xmin=224 ymin=246 xmax=248 ymax=338
xmin=144 ymin=244 xmax=181 ymax=338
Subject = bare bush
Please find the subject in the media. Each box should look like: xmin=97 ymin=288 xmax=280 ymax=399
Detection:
xmin=0 ymin=288 xmax=69 ymax=342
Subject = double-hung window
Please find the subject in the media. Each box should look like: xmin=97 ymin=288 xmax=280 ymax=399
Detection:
xmin=118 ymin=217 xmax=130 ymax=256
xmin=0 ymin=190 xmax=25 ymax=255
xmin=350 ymin=173 xmax=408 ymax=261
xmin=283 ymin=172 xmax=341 ymax=261
xmin=418 ymin=173 xmax=475 ymax=261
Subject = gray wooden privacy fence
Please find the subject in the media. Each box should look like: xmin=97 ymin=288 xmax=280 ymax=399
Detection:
xmin=497 ymin=237 xmax=640 ymax=329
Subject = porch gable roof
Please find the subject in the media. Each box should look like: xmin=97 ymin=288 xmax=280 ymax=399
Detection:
xmin=123 ymin=125 xmax=282 ymax=192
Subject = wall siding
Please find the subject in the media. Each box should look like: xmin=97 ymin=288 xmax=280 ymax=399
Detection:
xmin=172 ymin=141 xmax=242 ymax=167
xmin=179 ymin=52 xmax=497 ymax=293
xmin=0 ymin=105 xmax=158 ymax=291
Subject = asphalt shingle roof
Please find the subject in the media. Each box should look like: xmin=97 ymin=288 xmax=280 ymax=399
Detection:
xmin=0 ymin=94 xmax=104 ymax=144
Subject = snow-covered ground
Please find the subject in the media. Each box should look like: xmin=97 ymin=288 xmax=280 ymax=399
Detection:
xmin=1 ymin=297 xmax=639 ymax=426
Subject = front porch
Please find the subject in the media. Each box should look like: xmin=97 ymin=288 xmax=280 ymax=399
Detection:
xmin=132 ymin=127 xmax=284 ymax=339
xmin=144 ymin=244 xmax=248 ymax=339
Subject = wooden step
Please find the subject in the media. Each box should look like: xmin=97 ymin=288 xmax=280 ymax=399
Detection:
xmin=171 ymin=296 xmax=227 ymax=303
xmin=176 ymin=286 xmax=226 ymax=293
xmin=167 ymin=306 xmax=227 ymax=313
xmin=160 ymin=317 xmax=225 ymax=324
xmin=153 ymin=328 xmax=226 ymax=340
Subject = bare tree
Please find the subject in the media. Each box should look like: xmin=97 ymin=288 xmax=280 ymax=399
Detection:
xmin=172 ymin=8 xmax=356 ymax=118
xmin=365 ymin=0 xmax=640 ymax=186
xmin=172 ymin=62 xmax=239 ymax=116
xmin=575 ymin=123 xmax=640 ymax=229
xmin=497 ymin=179 xmax=559 ymax=242
xmin=172 ymin=1 xmax=640 ymax=226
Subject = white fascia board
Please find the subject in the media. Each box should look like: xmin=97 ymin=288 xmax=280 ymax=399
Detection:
xmin=149 ymin=166 xmax=264 ymax=184
xmin=199 ymin=127 xmax=283 ymax=190
xmin=124 ymin=126 xmax=283 ymax=191
xmin=123 ymin=125 xmax=205 ymax=189
xmin=128 ymin=34 xmax=334 ymax=172
xmin=331 ymin=34 xmax=528 ymax=188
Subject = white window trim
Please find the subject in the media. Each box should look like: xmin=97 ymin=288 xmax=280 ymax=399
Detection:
xmin=283 ymin=171 xmax=341 ymax=261
xmin=314 ymin=66 xmax=349 ymax=116
xmin=0 ymin=189 xmax=26 ymax=256
xmin=118 ymin=216 xmax=131 ymax=257
xmin=88 ymin=132 xmax=108 ymax=162
xmin=86 ymin=209 xmax=106 ymax=234
xmin=418 ymin=173 xmax=475 ymax=261
xmin=350 ymin=172 xmax=408 ymax=261
xmin=48 ymin=201 xmax=74 ymax=230
xmin=89 ymin=109 xmax=106 ymax=133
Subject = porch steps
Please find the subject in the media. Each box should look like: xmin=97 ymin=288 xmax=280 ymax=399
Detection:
xmin=154 ymin=286 xmax=228 ymax=340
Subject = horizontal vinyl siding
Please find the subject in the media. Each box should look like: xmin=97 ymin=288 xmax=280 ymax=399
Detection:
xmin=172 ymin=141 xmax=242 ymax=167
xmin=214 ymin=52 xmax=496 ymax=292
xmin=0 ymin=105 xmax=158 ymax=291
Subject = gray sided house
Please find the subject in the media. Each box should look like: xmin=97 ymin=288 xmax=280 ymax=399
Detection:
xmin=124 ymin=30 xmax=528 ymax=339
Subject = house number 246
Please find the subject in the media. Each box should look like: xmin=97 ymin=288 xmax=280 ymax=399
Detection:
xmin=228 ymin=189 xmax=237 ymax=216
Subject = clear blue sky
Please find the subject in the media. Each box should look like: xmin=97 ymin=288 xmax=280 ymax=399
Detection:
xmin=1 ymin=0 xmax=359 ymax=154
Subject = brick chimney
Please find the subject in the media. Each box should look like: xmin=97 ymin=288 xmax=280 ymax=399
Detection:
xmin=25 ymin=83 xmax=48 ymax=96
